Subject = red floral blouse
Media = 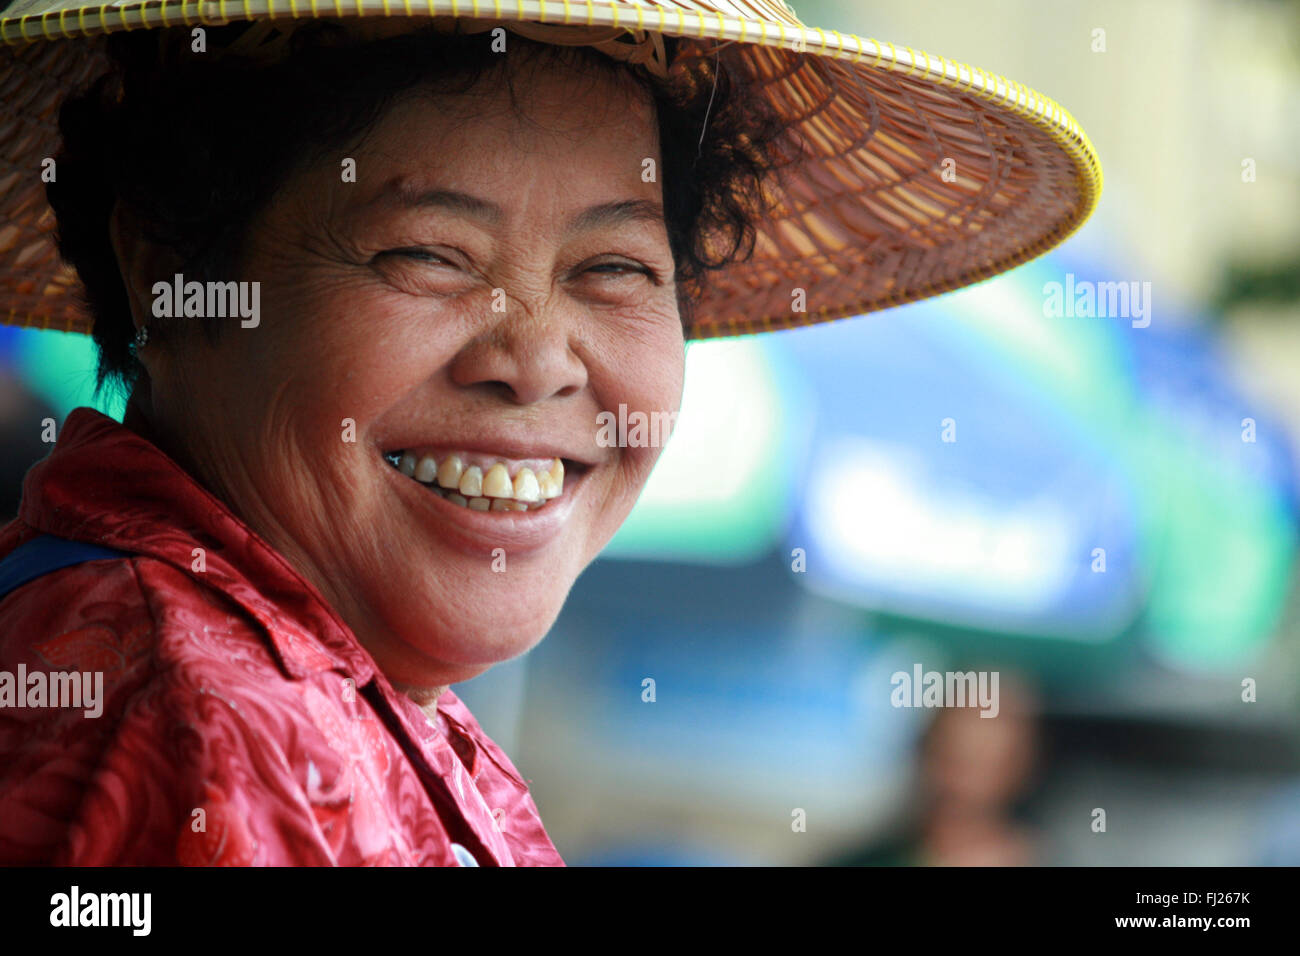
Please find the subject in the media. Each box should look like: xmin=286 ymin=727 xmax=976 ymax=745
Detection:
xmin=0 ymin=407 xmax=564 ymax=866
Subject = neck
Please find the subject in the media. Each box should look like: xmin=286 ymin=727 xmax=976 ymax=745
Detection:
xmin=122 ymin=380 xmax=158 ymax=441
xmin=394 ymin=681 xmax=450 ymax=718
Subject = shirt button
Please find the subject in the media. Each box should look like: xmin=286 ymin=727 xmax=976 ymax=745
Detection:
xmin=450 ymin=843 xmax=479 ymax=867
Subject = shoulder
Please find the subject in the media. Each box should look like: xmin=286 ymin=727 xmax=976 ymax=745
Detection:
xmin=0 ymin=556 xmax=177 ymax=863
xmin=0 ymin=554 xmax=327 ymax=864
xmin=0 ymin=551 xmax=280 ymax=691
xmin=0 ymin=553 xmax=157 ymax=691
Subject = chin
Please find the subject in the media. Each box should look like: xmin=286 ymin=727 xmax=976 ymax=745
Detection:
xmin=394 ymin=587 xmax=570 ymax=671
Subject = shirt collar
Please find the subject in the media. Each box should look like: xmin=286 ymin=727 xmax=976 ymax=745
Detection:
xmin=19 ymin=407 xmax=377 ymax=683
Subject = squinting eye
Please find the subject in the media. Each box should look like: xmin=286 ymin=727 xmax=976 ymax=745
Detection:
xmin=372 ymin=247 xmax=474 ymax=297
xmin=382 ymin=248 xmax=453 ymax=265
xmin=586 ymin=261 xmax=653 ymax=279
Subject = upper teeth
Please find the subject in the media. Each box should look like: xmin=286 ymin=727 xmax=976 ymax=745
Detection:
xmin=394 ymin=451 xmax=566 ymax=502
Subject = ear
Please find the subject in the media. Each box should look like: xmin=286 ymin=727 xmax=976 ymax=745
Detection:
xmin=107 ymin=201 xmax=183 ymax=337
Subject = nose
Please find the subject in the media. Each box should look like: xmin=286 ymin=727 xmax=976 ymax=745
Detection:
xmin=447 ymin=291 xmax=587 ymax=406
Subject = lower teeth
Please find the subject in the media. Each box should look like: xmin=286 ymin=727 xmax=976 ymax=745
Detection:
xmin=412 ymin=475 xmax=548 ymax=511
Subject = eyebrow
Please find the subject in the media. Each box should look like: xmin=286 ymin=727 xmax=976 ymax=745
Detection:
xmin=392 ymin=186 xmax=664 ymax=236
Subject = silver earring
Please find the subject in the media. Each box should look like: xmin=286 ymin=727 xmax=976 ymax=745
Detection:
xmin=133 ymin=325 xmax=149 ymax=350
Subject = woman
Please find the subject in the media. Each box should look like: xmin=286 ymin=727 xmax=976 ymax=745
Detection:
xmin=0 ymin=3 xmax=1100 ymax=865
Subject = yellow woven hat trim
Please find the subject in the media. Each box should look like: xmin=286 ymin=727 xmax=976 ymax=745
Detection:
xmin=0 ymin=0 xmax=1103 ymax=340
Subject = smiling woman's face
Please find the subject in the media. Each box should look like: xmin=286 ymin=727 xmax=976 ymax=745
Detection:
xmin=128 ymin=54 xmax=685 ymax=694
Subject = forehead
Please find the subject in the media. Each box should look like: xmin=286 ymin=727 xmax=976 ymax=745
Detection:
xmin=351 ymin=59 xmax=661 ymax=191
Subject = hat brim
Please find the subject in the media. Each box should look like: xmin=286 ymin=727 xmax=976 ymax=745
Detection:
xmin=0 ymin=0 xmax=1102 ymax=340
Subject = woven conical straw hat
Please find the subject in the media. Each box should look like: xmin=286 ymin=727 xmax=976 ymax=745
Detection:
xmin=0 ymin=0 xmax=1101 ymax=340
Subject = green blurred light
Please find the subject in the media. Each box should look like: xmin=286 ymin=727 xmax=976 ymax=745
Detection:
xmin=1138 ymin=414 xmax=1294 ymax=671
xmin=17 ymin=327 xmax=124 ymax=421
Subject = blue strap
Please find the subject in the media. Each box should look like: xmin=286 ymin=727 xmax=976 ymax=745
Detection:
xmin=0 ymin=533 xmax=132 ymax=602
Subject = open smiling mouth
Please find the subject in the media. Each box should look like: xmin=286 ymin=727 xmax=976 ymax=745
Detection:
xmin=382 ymin=449 xmax=583 ymax=512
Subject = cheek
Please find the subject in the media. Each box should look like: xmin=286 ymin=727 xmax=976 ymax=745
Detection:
xmin=601 ymin=328 xmax=685 ymax=496
xmin=255 ymin=283 xmax=465 ymax=427
xmin=625 ymin=323 xmax=686 ymax=433
xmin=593 ymin=293 xmax=686 ymax=401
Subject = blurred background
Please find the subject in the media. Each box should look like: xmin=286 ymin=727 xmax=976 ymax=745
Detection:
xmin=5 ymin=0 xmax=1300 ymax=864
